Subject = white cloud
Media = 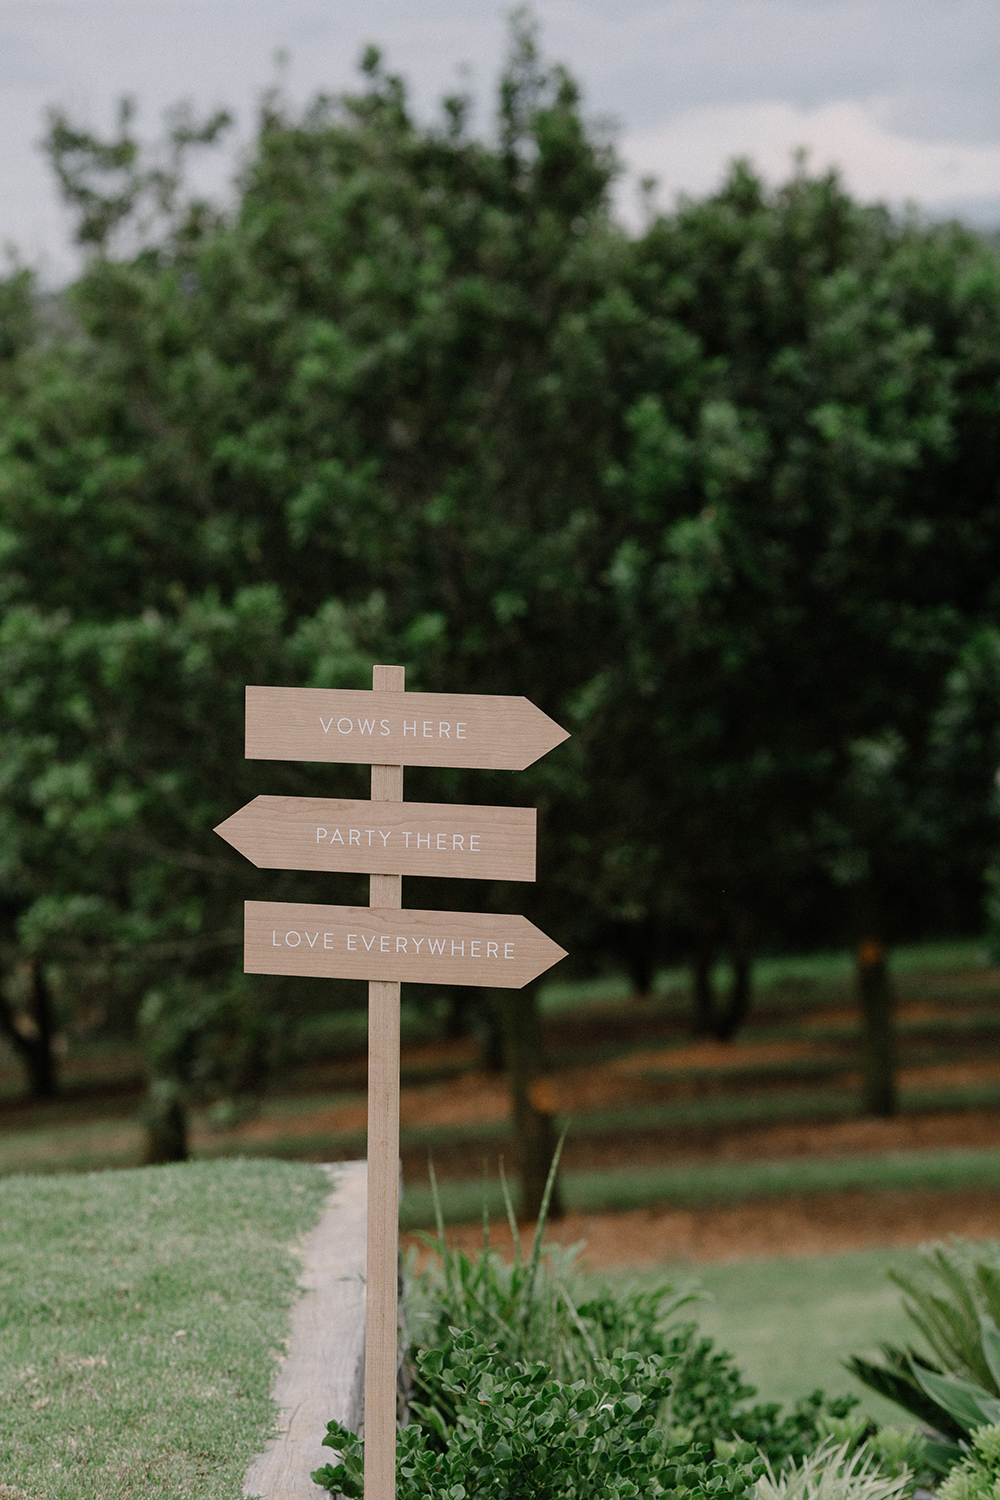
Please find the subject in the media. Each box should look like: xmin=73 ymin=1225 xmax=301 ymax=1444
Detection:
xmin=0 ymin=0 xmax=997 ymax=279
xmin=623 ymin=95 xmax=1000 ymax=217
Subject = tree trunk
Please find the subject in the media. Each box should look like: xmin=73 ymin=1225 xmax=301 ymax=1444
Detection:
xmin=443 ymin=985 xmax=476 ymax=1040
xmin=0 ymin=959 xmax=59 ymax=1099
xmin=616 ymin=917 xmax=656 ymax=1001
xmin=479 ymin=994 xmax=506 ymax=1072
xmin=715 ymin=947 xmax=753 ymax=1042
xmin=143 ymin=1077 xmax=189 ymax=1164
xmin=691 ymin=932 xmax=717 ymax=1036
xmin=856 ymin=938 xmax=897 ymax=1117
xmin=497 ymin=985 xmax=564 ymax=1222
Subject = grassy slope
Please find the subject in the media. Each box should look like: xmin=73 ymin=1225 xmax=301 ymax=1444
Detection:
xmin=0 ymin=1158 xmax=329 ymax=1500
xmin=607 ymin=1247 xmax=924 ymax=1428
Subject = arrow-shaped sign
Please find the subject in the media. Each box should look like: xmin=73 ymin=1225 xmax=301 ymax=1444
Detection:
xmin=216 ymin=796 xmax=536 ymax=881
xmin=244 ymin=900 xmax=566 ymax=989
xmin=245 ymin=686 xmax=569 ymax=771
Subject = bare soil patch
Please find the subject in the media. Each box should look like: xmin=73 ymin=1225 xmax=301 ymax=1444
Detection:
xmin=403 ymin=1187 xmax=1000 ymax=1269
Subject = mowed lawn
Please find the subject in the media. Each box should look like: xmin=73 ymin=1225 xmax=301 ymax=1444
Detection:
xmin=0 ymin=1158 xmax=329 ymax=1500
xmin=612 ymin=1245 xmax=925 ymax=1427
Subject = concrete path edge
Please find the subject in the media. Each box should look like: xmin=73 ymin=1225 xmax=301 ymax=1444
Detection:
xmin=244 ymin=1159 xmax=367 ymax=1499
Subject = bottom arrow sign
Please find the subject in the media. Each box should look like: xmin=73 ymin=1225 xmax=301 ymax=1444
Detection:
xmin=244 ymin=900 xmax=566 ymax=989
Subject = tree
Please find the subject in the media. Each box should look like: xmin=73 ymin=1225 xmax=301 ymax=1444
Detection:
xmin=3 ymin=15 xmax=1000 ymax=1183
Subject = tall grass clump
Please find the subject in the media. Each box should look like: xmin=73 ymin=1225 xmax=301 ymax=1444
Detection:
xmin=756 ymin=1441 xmax=911 ymax=1500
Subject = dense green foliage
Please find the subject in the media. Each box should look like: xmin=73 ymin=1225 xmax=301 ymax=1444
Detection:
xmin=2 ymin=15 xmax=1000 ymax=1146
xmin=314 ymin=1332 xmax=767 ymax=1500
xmin=406 ymin=1190 xmax=859 ymax=1470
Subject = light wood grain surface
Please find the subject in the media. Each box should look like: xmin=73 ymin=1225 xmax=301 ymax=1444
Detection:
xmin=244 ymin=900 xmax=567 ymax=990
xmin=366 ymin=664 xmax=403 ymax=1500
xmin=245 ymin=685 xmax=569 ymax=770
xmin=215 ymin=795 xmax=536 ymax=882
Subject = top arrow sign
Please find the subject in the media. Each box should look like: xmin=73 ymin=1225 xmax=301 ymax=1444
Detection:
xmin=245 ymin=687 xmax=569 ymax=771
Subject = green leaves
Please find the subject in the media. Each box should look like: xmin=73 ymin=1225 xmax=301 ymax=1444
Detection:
xmin=314 ymin=1332 xmax=765 ymax=1499
xmin=848 ymin=1243 xmax=1000 ymax=1457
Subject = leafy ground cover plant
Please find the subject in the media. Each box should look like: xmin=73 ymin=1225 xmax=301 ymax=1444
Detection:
xmin=322 ymin=1153 xmax=865 ymax=1496
xmin=313 ymin=1331 xmax=767 ymax=1499
xmin=405 ymin=1159 xmax=859 ymax=1464
xmin=848 ymin=1239 xmax=1000 ymax=1466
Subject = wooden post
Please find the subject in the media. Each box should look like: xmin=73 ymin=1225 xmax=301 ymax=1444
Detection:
xmin=365 ymin=663 xmax=404 ymax=1500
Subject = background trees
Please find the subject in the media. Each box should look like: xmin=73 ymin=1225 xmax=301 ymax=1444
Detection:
xmin=1 ymin=17 xmax=999 ymax=1192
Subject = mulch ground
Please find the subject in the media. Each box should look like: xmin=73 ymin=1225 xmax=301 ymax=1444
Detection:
xmin=402 ymin=1186 xmax=1000 ymax=1268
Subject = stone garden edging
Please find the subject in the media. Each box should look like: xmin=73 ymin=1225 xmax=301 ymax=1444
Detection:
xmin=243 ymin=1160 xmax=367 ymax=1499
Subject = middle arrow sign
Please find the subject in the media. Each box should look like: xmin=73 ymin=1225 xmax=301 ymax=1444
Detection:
xmin=214 ymin=796 xmax=537 ymax=882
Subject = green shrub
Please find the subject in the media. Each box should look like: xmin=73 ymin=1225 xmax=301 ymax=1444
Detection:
xmin=664 ymin=1328 xmax=861 ymax=1462
xmin=313 ymin=1330 xmax=766 ymax=1500
xmin=847 ymin=1239 xmax=1000 ymax=1469
xmin=755 ymin=1439 xmax=910 ymax=1500
xmin=938 ymin=1420 xmax=1000 ymax=1500
xmin=406 ymin=1160 xmax=860 ymax=1467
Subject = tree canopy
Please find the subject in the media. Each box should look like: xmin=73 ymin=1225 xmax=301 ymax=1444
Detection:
xmin=1 ymin=18 xmax=999 ymax=1165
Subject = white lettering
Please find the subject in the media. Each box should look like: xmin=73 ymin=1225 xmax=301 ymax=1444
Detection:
xmin=471 ymin=941 xmax=481 ymax=957
xmin=403 ymin=721 xmax=417 ymax=736
xmin=456 ymin=723 xmax=467 ymax=738
xmin=437 ymin=833 xmax=447 ymax=851
xmin=272 ymin=930 xmax=281 ymax=947
xmin=358 ymin=718 xmax=376 ymax=735
xmin=451 ymin=940 xmax=465 ymax=956
xmin=316 ymin=827 xmax=328 ymax=843
xmin=470 ymin=835 xmax=480 ymax=852
xmin=325 ymin=934 xmax=335 ymax=949
xmin=380 ymin=936 xmax=390 ymax=952
xmin=404 ymin=832 xmax=412 ymax=847
xmin=504 ymin=943 xmax=514 ymax=959
xmin=428 ymin=938 xmax=445 ymax=955
xmin=380 ymin=719 xmax=390 ymax=735
xmin=412 ymin=938 xmax=424 ymax=953
xmin=347 ymin=934 xmax=357 ymax=950
xmin=305 ymin=932 xmax=318 ymax=948
xmin=380 ymin=830 xmax=391 ymax=846
xmin=349 ymin=829 xmax=361 ymax=846
xmin=453 ymin=834 xmax=464 ymax=850
xmin=417 ymin=834 xmax=430 ymax=849
xmin=423 ymin=721 xmax=433 ymax=738
xmin=487 ymin=942 xmax=498 ymax=958
xmin=319 ymin=716 xmax=334 ymax=734
xmin=332 ymin=829 xmax=344 ymax=844
xmin=337 ymin=718 xmax=353 ymax=734
xmin=285 ymin=932 xmax=301 ymax=947
xmin=439 ymin=722 xmax=450 ymax=738
xmin=365 ymin=829 xmax=374 ymax=845
xmin=396 ymin=937 xmax=407 ymax=952
xmin=362 ymin=935 xmax=376 ymax=952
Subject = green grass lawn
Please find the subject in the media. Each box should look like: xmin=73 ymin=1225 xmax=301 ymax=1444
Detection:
xmin=398 ymin=1142 xmax=1000 ymax=1226
xmin=0 ymin=1158 xmax=329 ymax=1500
xmin=606 ymin=1246 xmax=927 ymax=1429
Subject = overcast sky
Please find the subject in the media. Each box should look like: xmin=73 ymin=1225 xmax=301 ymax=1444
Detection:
xmin=1 ymin=0 xmax=997 ymax=282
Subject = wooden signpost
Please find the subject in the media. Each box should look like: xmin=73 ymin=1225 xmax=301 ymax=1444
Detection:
xmin=216 ymin=795 xmax=537 ymax=882
xmin=245 ymin=683 xmax=569 ymax=769
xmin=219 ymin=666 xmax=569 ymax=1500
